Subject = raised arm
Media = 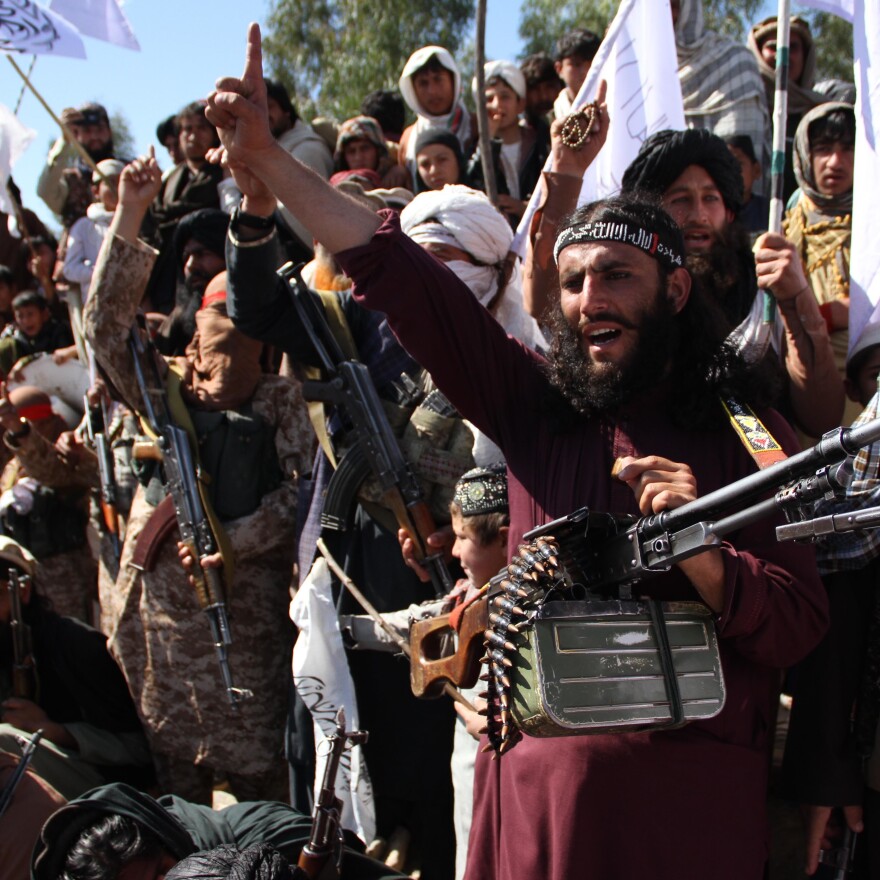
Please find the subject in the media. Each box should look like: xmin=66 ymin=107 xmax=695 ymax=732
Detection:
xmin=207 ymin=23 xmax=380 ymax=253
xmin=754 ymin=232 xmax=845 ymax=436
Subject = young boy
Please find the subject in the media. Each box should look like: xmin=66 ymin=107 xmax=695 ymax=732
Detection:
xmin=468 ymin=60 xmax=549 ymax=226
xmin=0 ymin=290 xmax=74 ymax=377
xmin=62 ymin=158 xmax=124 ymax=294
xmin=445 ymin=464 xmax=508 ymax=880
xmin=397 ymin=46 xmax=474 ymax=180
xmin=553 ymin=28 xmax=601 ymax=119
xmin=725 ymin=135 xmax=768 ymax=237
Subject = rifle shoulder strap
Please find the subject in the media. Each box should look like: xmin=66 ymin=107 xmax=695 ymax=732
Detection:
xmin=164 ymin=364 xmax=237 ymax=592
xmin=722 ymin=397 xmax=788 ymax=470
xmin=305 ymin=289 xmax=359 ymax=470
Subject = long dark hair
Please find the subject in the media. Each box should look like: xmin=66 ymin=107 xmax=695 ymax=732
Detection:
xmin=545 ymin=193 xmax=779 ymax=430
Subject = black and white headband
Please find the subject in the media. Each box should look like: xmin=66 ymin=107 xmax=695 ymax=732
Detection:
xmin=553 ymin=221 xmax=683 ymax=271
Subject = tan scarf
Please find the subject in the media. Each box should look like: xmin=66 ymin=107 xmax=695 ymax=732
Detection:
xmin=179 ymin=303 xmax=263 ymax=411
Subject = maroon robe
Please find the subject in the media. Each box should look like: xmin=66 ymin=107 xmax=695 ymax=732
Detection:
xmin=338 ymin=214 xmax=828 ymax=880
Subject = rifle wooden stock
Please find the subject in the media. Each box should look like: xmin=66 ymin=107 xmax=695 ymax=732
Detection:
xmin=410 ymin=598 xmax=487 ymax=698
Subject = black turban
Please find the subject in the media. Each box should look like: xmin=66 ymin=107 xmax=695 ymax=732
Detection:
xmin=165 ymin=843 xmax=299 ymax=880
xmin=620 ymin=128 xmax=745 ymax=214
xmin=173 ymin=208 xmax=230 ymax=267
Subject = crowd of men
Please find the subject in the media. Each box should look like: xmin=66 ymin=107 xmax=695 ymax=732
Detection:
xmin=0 ymin=2 xmax=875 ymax=878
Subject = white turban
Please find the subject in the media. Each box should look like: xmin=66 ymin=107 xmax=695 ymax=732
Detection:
xmin=472 ymin=60 xmax=527 ymax=101
xmin=401 ymin=185 xmax=545 ymax=354
xmin=400 ymin=185 xmax=513 ymax=266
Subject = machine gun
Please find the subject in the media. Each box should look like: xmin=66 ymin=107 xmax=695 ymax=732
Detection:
xmin=411 ymin=417 xmax=880 ymax=697
xmin=128 ymin=328 xmax=252 ymax=709
xmin=297 ymin=707 xmax=368 ymax=880
xmin=83 ymin=396 xmax=121 ymax=560
xmin=278 ymin=263 xmax=454 ymax=599
xmin=8 ymin=572 xmax=36 ymax=701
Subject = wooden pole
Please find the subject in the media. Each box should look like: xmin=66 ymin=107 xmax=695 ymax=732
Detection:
xmin=6 ymin=55 xmax=106 ymax=182
xmin=474 ymin=0 xmax=498 ymax=204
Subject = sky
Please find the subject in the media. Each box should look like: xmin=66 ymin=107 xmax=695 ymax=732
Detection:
xmin=2 ymin=0 xmax=830 ymax=229
xmin=5 ymin=0 xmax=523 ymax=225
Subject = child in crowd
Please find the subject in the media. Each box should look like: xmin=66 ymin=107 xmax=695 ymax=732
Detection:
xmin=398 ymin=46 xmax=474 ymax=179
xmin=345 ymin=464 xmax=509 ymax=880
xmin=553 ymin=27 xmax=601 ymax=119
xmin=468 ymin=60 xmax=550 ymax=226
xmin=62 ymin=159 xmax=124 ymax=295
xmin=413 ymin=130 xmax=468 ymax=193
xmin=333 ymin=115 xmax=408 ymax=189
xmin=0 ymin=290 xmax=75 ymax=376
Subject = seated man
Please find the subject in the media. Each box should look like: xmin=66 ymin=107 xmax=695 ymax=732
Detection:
xmin=30 ymin=783 xmax=406 ymax=880
xmin=207 ymin=25 xmax=829 ymax=879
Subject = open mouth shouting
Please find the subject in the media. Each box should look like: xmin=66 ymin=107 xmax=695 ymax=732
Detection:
xmin=681 ymin=226 xmax=716 ymax=252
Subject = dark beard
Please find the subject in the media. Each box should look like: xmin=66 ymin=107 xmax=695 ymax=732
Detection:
xmin=86 ymin=140 xmax=115 ymax=163
xmin=546 ymin=285 xmax=680 ymax=418
xmin=684 ymin=221 xmax=756 ymax=329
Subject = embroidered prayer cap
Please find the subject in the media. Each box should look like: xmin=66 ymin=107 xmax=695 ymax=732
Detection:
xmin=454 ymin=462 xmax=509 ymax=516
xmin=553 ymin=194 xmax=686 ymax=272
xmin=473 ymin=60 xmax=527 ymax=101
xmin=621 ymin=128 xmax=744 ymax=214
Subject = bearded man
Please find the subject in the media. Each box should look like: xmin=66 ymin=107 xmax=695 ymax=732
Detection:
xmin=208 ymin=25 xmax=829 ymax=879
xmin=622 ymin=126 xmax=844 ymax=438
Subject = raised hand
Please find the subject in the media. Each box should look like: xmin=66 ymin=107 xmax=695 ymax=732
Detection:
xmin=207 ymin=23 xmax=276 ymax=167
xmin=118 ymin=148 xmax=162 ymax=212
xmin=550 ymin=79 xmax=609 ymax=179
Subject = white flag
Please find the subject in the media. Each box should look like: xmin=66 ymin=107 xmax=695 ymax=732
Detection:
xmin=800 ymin=0 xmax=854 ymax=21
xmin=0 ymin=104 xmax=36 ymax=217
xmin=290 ymin=557 xmax=376 ymax=845
xmin=513 ymin=0 xmax=684 ymax=254
xmin=0 ymin=0 xmax=86 ymax=58
xmin=49 ymin=0 xmax=140 ymax=50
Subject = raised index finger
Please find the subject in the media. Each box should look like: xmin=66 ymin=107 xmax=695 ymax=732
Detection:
xmin=243 ymin=22 xmax=263 ymax=84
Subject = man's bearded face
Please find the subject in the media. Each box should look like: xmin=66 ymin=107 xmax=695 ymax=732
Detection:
xmin=660 ymin=165 xmax=733 ymax=255
xmin=550 ymin=241 xmax=682 ymax=414
xmin=182 ymin=240 xmax=225 ymax=296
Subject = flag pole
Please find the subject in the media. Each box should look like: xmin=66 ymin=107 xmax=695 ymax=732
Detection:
xmin=764 ymin=2 xmax=792 ymax=324
xmin=6 ymin=55 xmax=106 ymax=182
xmin=474 ymin=0 xmax=498 ymax=204
xmin=12 ymin=56 xmax=36 ymax=115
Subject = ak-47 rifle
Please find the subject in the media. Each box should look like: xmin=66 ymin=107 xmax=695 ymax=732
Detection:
xmin=297 ymin=707 xmax=368 ymax=880
xmin=8 ymin=571 xmax=36 ymax=701
xmin=278 ymin=263 xmax=454 ymax=599
xmin=127 ymin=328 xmax=252 ymax=710
xmin=411 ymin=418 xmax=880 ymax=696
xmin=0 ymin=729 xmax=42 ymax=819
xmin=83 ymin=395 xmax=121 ymax=560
